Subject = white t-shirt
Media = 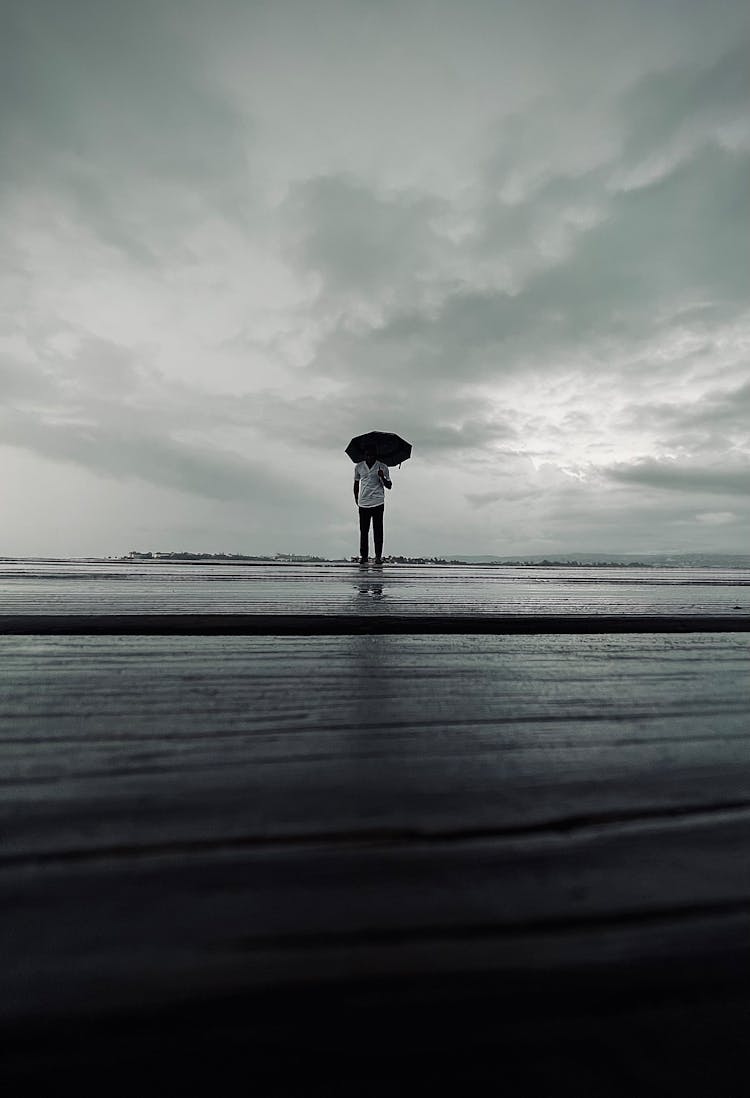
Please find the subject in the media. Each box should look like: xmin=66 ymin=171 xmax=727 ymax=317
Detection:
xmin=354 ymin=460 xmax=390 ymax=508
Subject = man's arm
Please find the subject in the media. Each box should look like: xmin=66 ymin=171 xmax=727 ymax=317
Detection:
xmin=378 ymin=466 xmax=392 ymax=490
xmin=354 ymin=478 xmax=359 ymax=503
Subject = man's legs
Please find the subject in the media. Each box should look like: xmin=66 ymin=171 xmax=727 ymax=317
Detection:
xmin=372 ymin=505 xmax=384 ymax=560
xmin=358 ymin=507 xmax=372 ymax=560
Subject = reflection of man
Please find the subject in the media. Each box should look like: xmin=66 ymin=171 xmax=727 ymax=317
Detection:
xmin=354 ymin=444 xmax=392 ymax=565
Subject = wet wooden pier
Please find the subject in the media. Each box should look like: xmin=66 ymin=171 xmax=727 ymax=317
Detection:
xmin=1 ymin=563 xmax=749 ymax=1093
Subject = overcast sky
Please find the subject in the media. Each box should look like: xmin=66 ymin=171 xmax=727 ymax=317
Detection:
xmin=2 ymin=0 xmax=748 ymax=558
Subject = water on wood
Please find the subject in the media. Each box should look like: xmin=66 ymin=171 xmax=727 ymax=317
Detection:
xmin=0 ymin=558 xmax=748 ymax=616
xmin=1 ymin=560 xmax=749 ymax=1093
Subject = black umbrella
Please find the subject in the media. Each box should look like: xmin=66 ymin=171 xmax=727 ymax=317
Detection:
xmin=345 ymin=430 xmax=412 ymax=467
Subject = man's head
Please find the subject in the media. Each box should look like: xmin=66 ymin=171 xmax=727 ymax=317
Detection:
xmin=363 ymin=443 xmax=377 ymax=463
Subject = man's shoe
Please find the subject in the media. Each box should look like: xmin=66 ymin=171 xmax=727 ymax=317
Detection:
xmin=374 ymin=557 xmax=383 ymax=566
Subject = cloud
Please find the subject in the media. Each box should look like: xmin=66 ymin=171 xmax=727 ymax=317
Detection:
xmin=606 ymin=458 xmax=750 ymax=497
xmin=231 ymin=381 xmax=520 ymax=465
xmin=695 ymin=511 xmax=737 ymax=526
xmin=0 ymin=333 xmax=310 ymax=506
xmin=1 ymin=0 xmax=254 ymax=264
xmin=273 ymin=32 xmax=748 ymax=439
xmin=618 ymin=376 xmax=750 ymax=452
xmin=613 ymin=41 xmax=750 ymax=188
xmin=282 ymin=175 xmax=446 ymax=304
xmin=10 ymin=416 xmax=175 ymax=495
xmin=2 ymin=0 xmax=749 ymax=554
xmin=465 ymin=484 xmax=540 ymax=508
xmin=304 ymin=139 xmax=749 ymax=389
xmin=0 ymin=402 xmax=305 ymax=505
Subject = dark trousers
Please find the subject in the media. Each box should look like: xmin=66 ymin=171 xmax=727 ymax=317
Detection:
xmin=359 ymin=504 xmax=384 ymax=559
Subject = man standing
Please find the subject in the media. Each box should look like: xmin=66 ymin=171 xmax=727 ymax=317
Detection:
xmin=354 ymin=443 xmax=392 ymax=565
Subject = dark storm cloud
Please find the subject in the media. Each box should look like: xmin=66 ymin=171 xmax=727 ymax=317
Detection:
xmin=465 ymin=483 xmax=542 ymax=507
xmin=0 ymin=351 xmax=54 ymax=401
xmin=543 ymin=491 xmax=745 ymax=554
xmin=606 ymin=458 xmax=750 ymax=496
xmin=0 ymin=337 xmax=305 ymax=505
xmin=231 ymin=38 xmax=750 ymax=516
xmin=619 ymin=379 xmax=750 ymax=438
xmin=413 ymin=418 xmax=518 ymax=454
xmin=1 ymin=336 xmax=151 ymax=412
xmin=289 ymin=37 xmax=749 ymax=398
xmin=234 ymin=383 xmax=518 ymax=463
xmin=1 ymin=2 xmax=242 ymax=173
xmin=305 ymin=139 xmax=748 ymax=389
xmin=282 ymin=176 xmax=445 ymax=298
xmin=1 ymin=0 xmax=252 ymax=258
xmin=617 ymin=41 xmax=750 ymax=168
xmin=1 ymin=408 xmax=275 ymax=501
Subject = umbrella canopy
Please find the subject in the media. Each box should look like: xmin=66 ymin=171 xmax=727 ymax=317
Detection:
xmin=345 ymin=430 xmax=412 ymax=466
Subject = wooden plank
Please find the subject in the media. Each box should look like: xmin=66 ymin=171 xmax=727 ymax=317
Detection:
xmin=1 ymin=561 xmax=748 ymax=618
xmin=2 ymin=630 xmax=749 ymax=1089
xmin=3 ymin=812 xmax=750 ymax=1021
xmin=1 ymin=634 xmax=748 ymax=858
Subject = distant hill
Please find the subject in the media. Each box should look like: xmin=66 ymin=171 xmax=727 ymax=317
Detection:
xmin=440 ymin=552 xmax=750 ymax=568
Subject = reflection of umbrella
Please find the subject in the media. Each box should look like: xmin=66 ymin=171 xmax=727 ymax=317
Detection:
xmin=345 ymin=430 xmax=412 ymax=466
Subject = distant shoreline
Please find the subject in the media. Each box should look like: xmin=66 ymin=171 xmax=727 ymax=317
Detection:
xmin=2 ymin=554 xmax=750 ymax=570
xmin=119 ymin=557 xmax=750 ymax=569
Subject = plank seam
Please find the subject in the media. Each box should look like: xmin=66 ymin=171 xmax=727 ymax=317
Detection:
xmin=0 ymin=613 xmax=749 ymax=635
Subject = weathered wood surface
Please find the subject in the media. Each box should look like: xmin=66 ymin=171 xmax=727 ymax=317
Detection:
xmin=1 ymin=636 xmax=750 ymax=979
xmin=2 ymin=612 xmax=749 ymax=1091
xmin=0 ymin=560 xmax=748 ymax=617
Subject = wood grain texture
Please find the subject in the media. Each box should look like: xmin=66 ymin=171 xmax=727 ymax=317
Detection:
xmin=2 ymin=621 xmax=749 ymax=1092
xmin=1 ymin=560 xmax=748 ymax=617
